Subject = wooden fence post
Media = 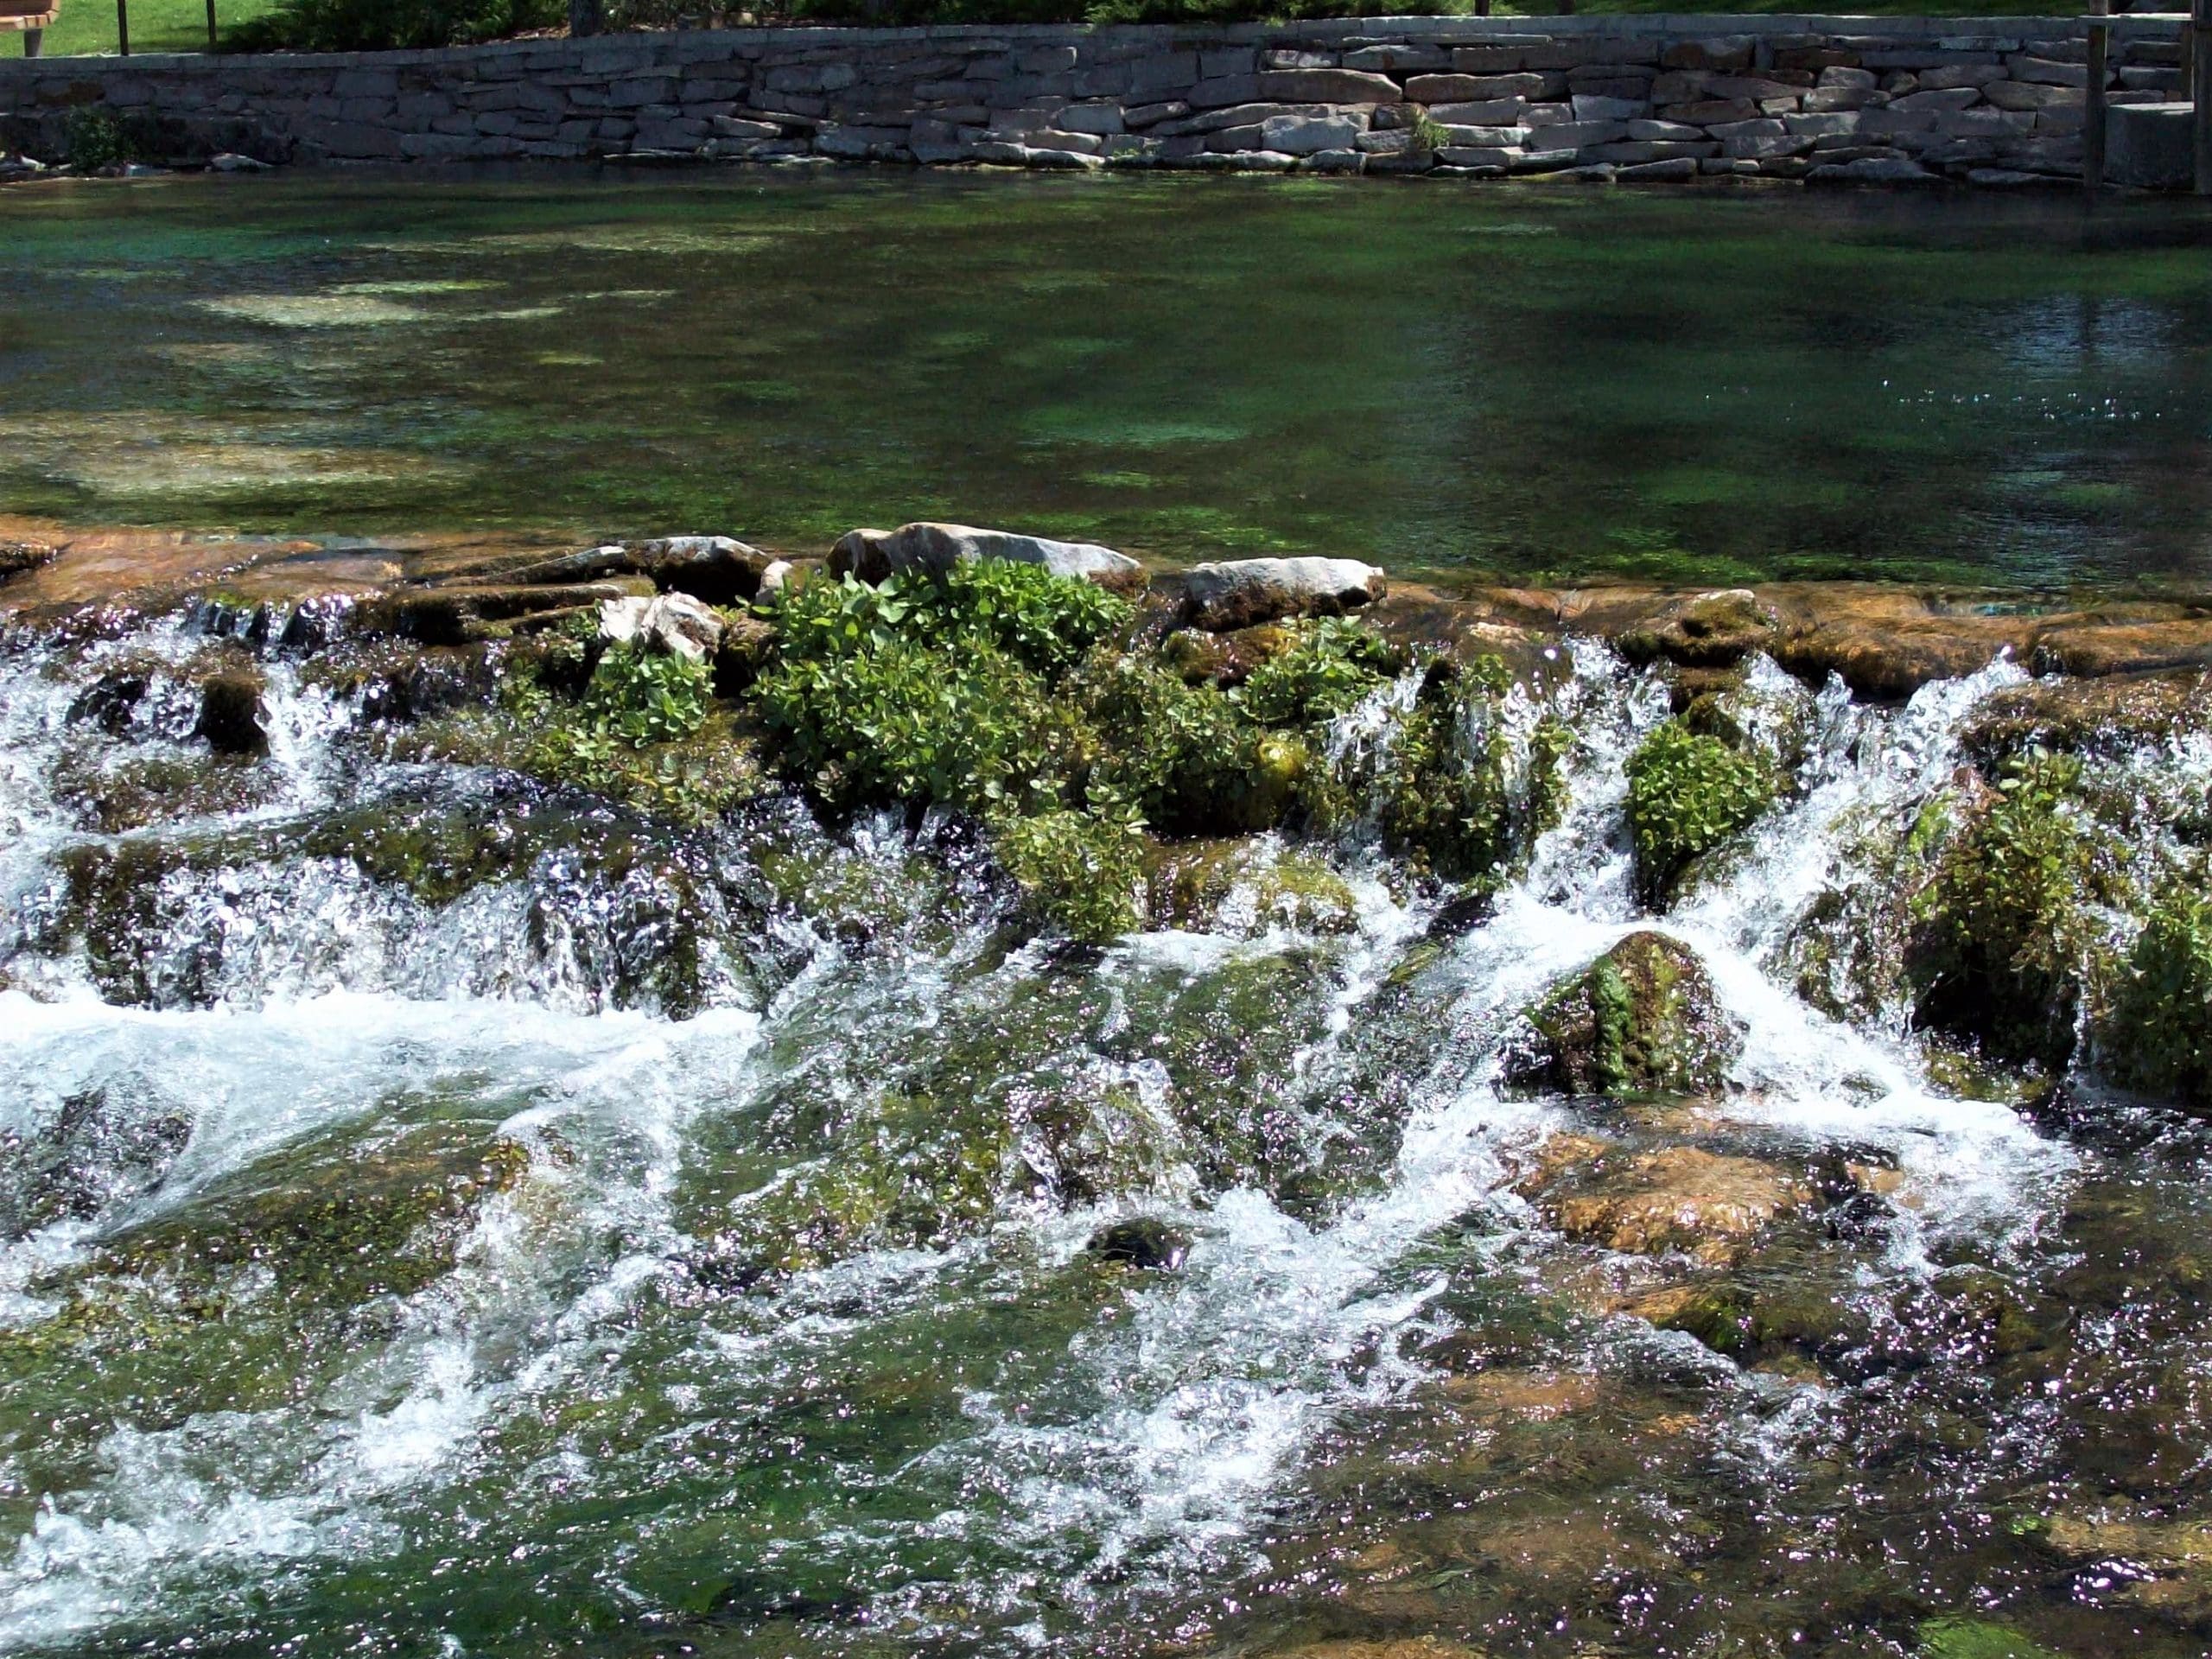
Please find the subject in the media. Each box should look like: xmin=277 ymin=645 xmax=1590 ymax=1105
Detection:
xmin=207 ymin=0 xmax=217 ymax=48
xmin=117 ymin=0 xmax=129 ymax=54
xmin=2086 ymin=0 xmax=2109 ymax=194
xmin=2196 ymin=0 xmax=2211 ymax=194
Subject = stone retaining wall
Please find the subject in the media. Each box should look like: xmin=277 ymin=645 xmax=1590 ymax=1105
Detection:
xmin=0 ymin=15 xmax=2191 ymax=186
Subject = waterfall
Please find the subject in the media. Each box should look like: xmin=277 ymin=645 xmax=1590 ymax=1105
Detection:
xmin=0 ymin=604 xmax=2188 ymax=1658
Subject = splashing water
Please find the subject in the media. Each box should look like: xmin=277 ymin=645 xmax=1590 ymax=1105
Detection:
xmin=0 ymin=605 xmax=2204 ymax=1659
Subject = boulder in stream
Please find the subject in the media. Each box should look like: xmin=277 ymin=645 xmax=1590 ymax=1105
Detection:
xmin=830 ymin=522 xmax=1144 ymax=590
xmin=504 ymin=535 xmax=774 ymax=606
xmin=1503 ymin=931 xmax=1742 ymax=1099
xmin=1179 ymin=556 xmax=1385 ymax=632
xmin=1087 ymin=1217 xmax=1193 ymax=1271
xmin=194 ymin=668 xmax=269 ymax=756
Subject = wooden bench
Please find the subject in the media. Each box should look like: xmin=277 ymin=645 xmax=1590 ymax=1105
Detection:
xmin=2 ymin=0 xmax=58 ymax=58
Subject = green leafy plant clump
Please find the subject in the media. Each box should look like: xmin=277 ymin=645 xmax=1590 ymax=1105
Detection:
xmin=64 ymin=108 xmax=140 ymax=172
xmin=2098 ymin=878 xmax=2212 ymax=1108
xmin=480 ymin=557 xmax=1567 ymax=948
xmin=994 ymin=809 xmax=1146 ymax=944
xmin=1909 ymin=752 xmax=2100 ymax=1069
xmin=1624 ymin=718 xmax=1777 ymax=906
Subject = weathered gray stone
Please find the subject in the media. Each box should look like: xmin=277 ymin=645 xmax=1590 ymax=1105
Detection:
xmin=1256 ymin=68 xmax=1401 ymax=105
xmin=1571 ymin=93 xmax=1644 ymax=120
xmin=2109 ymin=99 xmax=2195 ymax=188
xmin=1426 ymin=97 xmax=1527 ymax=127
xmin=1180 ymin=557 xmax=1385 ymax=631
xmin=1808 ymin=153 xmax=1938 ymax=182
xmin=830 ymin=523 xmax=1143 ymax=589
xmin=598 ymin=592 xmax=724 ymax=664
xmin=1260 ymin=112 xmax=1363 ymax=155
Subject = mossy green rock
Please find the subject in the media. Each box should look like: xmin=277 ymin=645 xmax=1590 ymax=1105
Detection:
xmin=1505 ymin=931 xmax=1742 ymax=1098
xmin=1625 ymin=718 xmax=1777 ymax=907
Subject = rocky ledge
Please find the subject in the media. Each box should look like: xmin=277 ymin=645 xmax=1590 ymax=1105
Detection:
xmin=0 ymin=17 xmax=2187 ymax=189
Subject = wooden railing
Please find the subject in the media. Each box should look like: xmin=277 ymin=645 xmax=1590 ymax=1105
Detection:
xmin=2083 ymin=3 xmax=2211 ymax=194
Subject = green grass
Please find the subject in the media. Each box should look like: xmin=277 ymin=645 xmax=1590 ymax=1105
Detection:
xmin=10 ymin=0 xmax=2083 ymax=56
xmin=22 ymin=0 xmax=279 ymax=58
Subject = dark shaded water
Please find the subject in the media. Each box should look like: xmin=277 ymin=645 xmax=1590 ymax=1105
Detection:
xmin=3 ymin=169 xmax=2211 ymax=587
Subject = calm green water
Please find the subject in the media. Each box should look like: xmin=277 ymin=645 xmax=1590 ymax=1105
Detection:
xmin=3 ymin=170 xmax=2211 ymax=587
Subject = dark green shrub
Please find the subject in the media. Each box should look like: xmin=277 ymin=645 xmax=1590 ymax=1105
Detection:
xmin=229 ymin=0 xmax=559 ymax=52
xmin=64 ymin=108 xmax=137 ymax=171
xmin=993 ymin=810 xmax=1145 ymax=944
xmin=1624 ymin=719 xmax=1777 ymax=905
xmin=1909 ymin=753 xmax=2095 ymax=1068
xmin=2099 ymin=881 xmax=2212 ymax=1107
xmin=1238 ymin=616 xmax=1402 ymax=728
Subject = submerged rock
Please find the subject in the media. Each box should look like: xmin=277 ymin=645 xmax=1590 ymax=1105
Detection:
xmin=1541 ymin=1145 xmax=1814 ymax=1263
xmin=1616 ymin=588 xmax=1778 ymax=671
xmin=1087 ymin=1216 xmax=1193 ymax=1270
xmin=830 ymin=522 xmax=1144 ymax=590
xmin=1503 ymin=931 xmax=1742 ymax=1099
xmin=0 ymin=537 xmax=57 ymax=584
xmin=194 ymin=668 xmax=269 ymax=756
xmin=357 ymin=578 xmax=650 ymax=645
xmin=597 ymin=591 xmax=725 ymax=663
xmin=1179 ymin=556 xmax=1385 ymax=632
xmin=1961 ymin=668 xmax=2212 ymax=764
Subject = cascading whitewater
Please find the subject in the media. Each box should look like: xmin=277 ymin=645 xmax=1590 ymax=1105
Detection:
xmin=0 ymin=605 xmax=2203 ymax=1659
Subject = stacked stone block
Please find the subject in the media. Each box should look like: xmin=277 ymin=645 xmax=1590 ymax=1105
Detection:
xmin=0 ymin=15 xmax=2190 ymax=187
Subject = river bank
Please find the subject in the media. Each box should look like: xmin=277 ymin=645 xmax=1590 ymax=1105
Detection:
xmin=0 ymin=14 xmax=2195 ymax=187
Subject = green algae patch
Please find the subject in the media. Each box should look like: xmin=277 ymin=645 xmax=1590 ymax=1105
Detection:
xmin=1916 ymin=1617 xmax=2067 ymax=1659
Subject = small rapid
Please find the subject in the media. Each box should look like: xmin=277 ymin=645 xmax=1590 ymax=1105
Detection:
xmin=0 ymin=599 xmax=2201 ymax=1658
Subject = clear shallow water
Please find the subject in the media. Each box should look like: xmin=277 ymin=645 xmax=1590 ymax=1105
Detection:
xmin=3 ymin=170 xmax=2212 ymax=588
xmin=5 ymin=612 xmax=2212 ymax=1657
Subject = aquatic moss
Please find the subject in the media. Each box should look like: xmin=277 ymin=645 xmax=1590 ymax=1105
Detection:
xmin=1507 ymin=931 xmax=1741 ymax=1098
xmin=1624 ymin=719 xmax=1777 ymax=906
xmin=1909 ymin=753 xmax=2098 ymax=1068
xmin=2098 ymin=879 xmax=2212 ymax=1109
xmin=1363 ymin=659 xmax=1553 ymax=887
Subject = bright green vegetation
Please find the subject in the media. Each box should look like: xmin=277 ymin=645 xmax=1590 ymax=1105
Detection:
xmin=480 ymin=562 xmax=1561 ymax=944
xmin=2100 ymin=879 xmax=2212 ymax=1106
xmin=1625 ymin=718 xmax=1777 ymax=906
xmin=31 ymin=0 xmax=278 ymax=56
xmin=4 ymin=174 xmax=2211 ymax=588
xmin=1908 ymin=751 xmax=2101 ymax=1068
